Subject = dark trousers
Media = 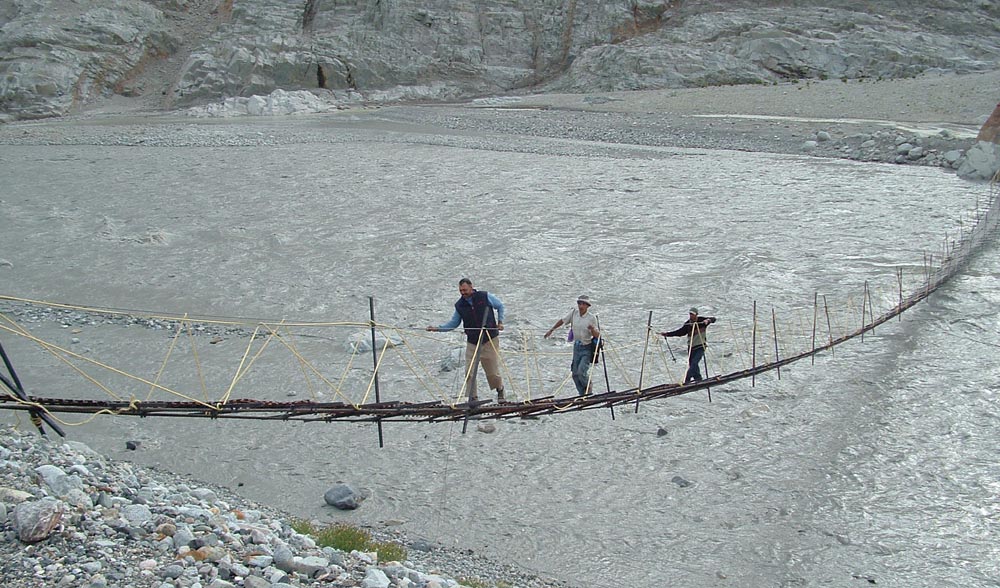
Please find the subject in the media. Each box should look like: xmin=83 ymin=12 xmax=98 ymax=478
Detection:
xmin=571 ymin=342 xmax=593 ymax=395
xmin=685 ymin=345 xmax=705 ymax=383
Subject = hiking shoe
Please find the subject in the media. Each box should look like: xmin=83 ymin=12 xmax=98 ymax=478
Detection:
xmin=496 ymin=388 xmax=506 ymax=403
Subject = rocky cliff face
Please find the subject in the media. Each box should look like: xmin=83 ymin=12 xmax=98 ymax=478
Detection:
xmin=549 ymin=1 xmax=1000 ymax=92
xmin=2 ymin=0 xmax=1000 ymax=121
xmin=0 ymin=0 xmax=178 ymax=119
xmin=169 ymin=0 xmax=639 ymax=106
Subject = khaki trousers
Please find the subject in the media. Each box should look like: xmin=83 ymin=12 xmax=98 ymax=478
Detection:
xmin=464 ymin=340 xmax=503 ymax=399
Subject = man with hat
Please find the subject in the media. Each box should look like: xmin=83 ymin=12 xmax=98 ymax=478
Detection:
xmin=660 ymin=307 xmax=717 ymax=384
xmin=544 ymin=295 xmax=601 ymax=396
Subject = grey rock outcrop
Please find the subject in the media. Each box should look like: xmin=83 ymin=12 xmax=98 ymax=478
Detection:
xmin=958 ymin=102 xmax=1000 ymax=181
xmin=549 ymin=3 xmax=1000 ymax=92
xmin=957 ymin=142 xmax=1000 ymax=182
xmin=170 ymin=0 xmax=634 ymax=107
xmin=2 ymin=0 xmax=1000 ymax=121
xmin=0 ymin=0 xmax=179 ymax=119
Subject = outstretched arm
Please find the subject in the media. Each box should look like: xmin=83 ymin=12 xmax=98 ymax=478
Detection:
xmin=660 ymin=324 xmax=688 ymax=338
xmin=544 ymin=319 xmax=565 ymax=338
xmin=426 ymin=310 xmax=462 ymax=332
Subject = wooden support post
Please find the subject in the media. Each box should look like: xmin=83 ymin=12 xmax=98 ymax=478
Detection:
xmin=521 ymin=330 xmax=531 ymax=401
xmin=368 ymin=296 xmax=385 ymax=448
xmin=860 ymin=281 xmax=868 ymax=342
xmin=596 ymin=315 xmax=615 ymax=421
xmin=0 ymin=340 xmax=64 ymax=437
xmin=864 ymin=280 xmax=875 ymax=335
xmin=811 ymin=292 xmax=818 ymax=365
xmin=923 ymin=252 xmax=929 ymax=293
xmin=771 ymin=308 xmax=781 ymax=380
xmin=635 ymin=310 xmax=653 ymax=414
xmin=897 ymin=268 xmax=904 ymax=321
xmin=703 ymin=351 xmax=712 ymax=403
xmin=751 ymin=301 xmax=757 ymax=388
xmin=823 ymin=294 xmax=833 ymax=357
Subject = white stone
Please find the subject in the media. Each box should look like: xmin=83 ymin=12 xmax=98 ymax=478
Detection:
xmin=361 ymin=568 xmax=391 ymax=588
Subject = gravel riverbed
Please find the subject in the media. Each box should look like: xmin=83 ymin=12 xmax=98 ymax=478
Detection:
xmin=0 ymin=425 xmax=571 ymax=588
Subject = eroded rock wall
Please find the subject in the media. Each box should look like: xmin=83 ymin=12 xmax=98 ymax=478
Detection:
xmin=2 ymin=0 xmax=1000 ymax=120
xmin=170 ymin=0 xmax=635 ymax=105
xmin=0 ymin=0 xmax=178 ymax=119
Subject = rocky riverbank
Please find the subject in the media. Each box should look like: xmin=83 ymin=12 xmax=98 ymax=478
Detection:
xmin=0 ymin=426 xmax=570 ymax=588
xmin=4 ymin=70 xmax=997 ymax=181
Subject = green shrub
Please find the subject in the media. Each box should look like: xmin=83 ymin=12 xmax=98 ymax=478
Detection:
xmin=372 ymin=539 xmax=407 ymax=563
xmin=456 ymin=578 xmax=512 ymax=588
xmin=290 ymin=519 xmax=314 ymax=535
xmin=289 ymin=519 xmax=408 ymax=563
xmin=315 ymin=524 xmax=372 ymax=552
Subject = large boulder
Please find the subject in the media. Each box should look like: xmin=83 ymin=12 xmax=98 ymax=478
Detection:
xmin=13 ymin=498 xmax=64 ymax=543
xmin=957 ymin=102 xmax=1000 ymax=181
xmin=323 ymin=483 xmax=370 ymax=510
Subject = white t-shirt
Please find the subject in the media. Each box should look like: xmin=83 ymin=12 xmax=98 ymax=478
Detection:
xmin=563 ymin=309 xmax=598 ymax=344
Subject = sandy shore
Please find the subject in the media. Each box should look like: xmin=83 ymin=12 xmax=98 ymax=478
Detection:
xmin=347 ymin=71 xmax=999 ymax=170
xmin=67 ymin=70 xmax=1000 ymax=132
xmin=14 ymin=71 xmax=993 ymax=174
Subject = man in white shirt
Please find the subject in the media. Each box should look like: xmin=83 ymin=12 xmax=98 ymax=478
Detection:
xmin=544 ymin=295 xmax=600 ymax=396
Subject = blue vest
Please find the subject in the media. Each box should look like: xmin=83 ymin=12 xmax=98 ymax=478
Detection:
xmin=455 ymin=290 xmax=499 ymax=344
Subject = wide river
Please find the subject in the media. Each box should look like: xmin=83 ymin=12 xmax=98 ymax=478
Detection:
xmin=1 ymin=110 xmax=998 ymax=587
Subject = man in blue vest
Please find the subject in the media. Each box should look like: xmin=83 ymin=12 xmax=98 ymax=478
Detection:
xmin=427 ymin=278 xmax=506 ymax=402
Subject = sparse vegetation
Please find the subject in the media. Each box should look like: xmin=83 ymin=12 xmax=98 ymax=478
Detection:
xmin=457 ymin=578 xmax=512 ymax=588
xmin=290 ymin=520 xmax=408 ymax=563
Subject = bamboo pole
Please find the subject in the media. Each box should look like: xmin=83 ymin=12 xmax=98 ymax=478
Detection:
xmin=823 ymin=295 xmax=833 ymax=356
xmin=596 ymin=315 xmax=615 ymax=421
xmin=751 ymin=301 xmax=757 ymax=388
xmin=811 ymin=292 xmax=818 ymax=365
xmin=897 ymin=268 xmax=903 ymax=322
xmin=635 ymin=310 xmax=653 ymax=414
xmin=368 ymin=296 xmax=385 ymax=448
xmin=771 ymin=308 xmax=781 ymax=381
xmin=865 ymin=280 xmax=875 ymax=336
xmin=860 ymin=281 xmax=868 ymax=342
